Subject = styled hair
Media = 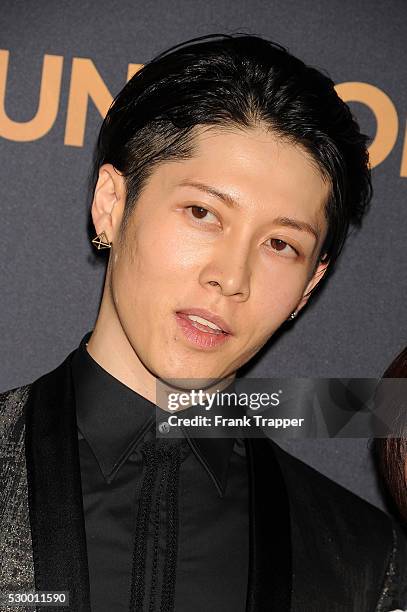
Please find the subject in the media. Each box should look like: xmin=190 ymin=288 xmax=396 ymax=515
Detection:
xmin=374 ymin=346 xmax=407 ymax=522
xmin=92 ymin=32 xmax=372 ymax=300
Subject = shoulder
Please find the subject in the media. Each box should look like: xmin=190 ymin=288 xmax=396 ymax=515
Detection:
xmin=0 ymin=383 xmax=32 ymax=404
xmin=0 ymin=383 xmax=32 ymax=435
xmin=0 ymin=347 xmax=76 ymax=433
xmin=0 ymin=384 xmax=33 ymax=500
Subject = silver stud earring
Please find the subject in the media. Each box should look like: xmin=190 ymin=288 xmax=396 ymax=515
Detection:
xmin=288 ymin=311 xmax=297 ymax=320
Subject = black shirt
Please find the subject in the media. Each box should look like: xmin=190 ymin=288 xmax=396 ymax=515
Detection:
xmin=70 ymin=331 xmax=249 ymax=612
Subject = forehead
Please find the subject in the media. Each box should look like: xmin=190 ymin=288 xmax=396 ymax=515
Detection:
xmin=158 ymin=125 xmax=329 ymax=221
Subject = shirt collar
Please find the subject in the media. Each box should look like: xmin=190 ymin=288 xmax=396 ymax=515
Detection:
xmin=71 ymin=331 xmax=238 ymax=497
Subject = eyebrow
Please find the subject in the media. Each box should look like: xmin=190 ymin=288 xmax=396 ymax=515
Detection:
xmin=178 ymin=179 xmax=240 ymax=210
xmin=177 ymin=180 xmax=321 ymax=242
xmin=272 ymin=216 xmax=320 ymax=242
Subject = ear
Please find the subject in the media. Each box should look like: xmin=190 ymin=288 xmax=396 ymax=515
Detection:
xmin=91 ymin=163 xmax=126 ymax=243
xmin=296 ymin=254 xmax=330 ymax=314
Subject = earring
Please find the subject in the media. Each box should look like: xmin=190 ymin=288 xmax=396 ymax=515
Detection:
xmin=91 ymin=231 xmax=112 ymax=250
xmin=288 ymin=311 xmax=297 ymax=320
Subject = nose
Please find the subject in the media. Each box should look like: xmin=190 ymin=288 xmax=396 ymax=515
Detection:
xmin=199 ymin=240 xmax=251 ymax=300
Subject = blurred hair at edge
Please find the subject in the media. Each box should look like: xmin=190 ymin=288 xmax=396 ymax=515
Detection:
xmin=374 ymin=346 xmax=407 ymax=523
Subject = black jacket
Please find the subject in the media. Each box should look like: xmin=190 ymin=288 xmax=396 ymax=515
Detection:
xmin=1 ymin=347 xmax=406 ymax=612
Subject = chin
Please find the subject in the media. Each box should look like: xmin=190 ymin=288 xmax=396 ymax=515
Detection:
xmin=156 ymin=361 xmax=227 ymax=388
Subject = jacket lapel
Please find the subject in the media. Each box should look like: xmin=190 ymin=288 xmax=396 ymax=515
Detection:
xmin=25 ymin=350 xmax=91 ymax=611
xmin=245 ymin=436 xmax=292 ymax=611
xmin=23 ymin=349 xmax=294 ymax=612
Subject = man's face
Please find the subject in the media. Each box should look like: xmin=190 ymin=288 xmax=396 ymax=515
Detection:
xmin=100 ymin=126 xmax=329 ymax=385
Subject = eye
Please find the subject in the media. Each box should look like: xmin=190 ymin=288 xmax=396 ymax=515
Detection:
xmin=266 ymin=238 xmax=298 ymax=257
xmin=186 ymin=205 xmax=218 ymax=224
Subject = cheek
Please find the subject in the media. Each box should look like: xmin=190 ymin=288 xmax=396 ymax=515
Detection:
xmin=252 ymin=266 xmax=308 ymax=320
xmin=111 ymin=231 xmax=191 ymax=314
xmin=141 ymin=215 xmax=200 ymax=273
xmin=241 ymin=270 xmax=308 ymax=343
xmin=154 ymin=225 xmax=205 ymax=275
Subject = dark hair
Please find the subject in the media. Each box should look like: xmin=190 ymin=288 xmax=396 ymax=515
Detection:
xmin=374 ymin=347 xmax=407 ymax=522
xmin=92 ymin=32 xmax=372 ymax=300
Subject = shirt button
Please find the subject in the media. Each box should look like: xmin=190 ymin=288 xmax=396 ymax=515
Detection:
xmin=129 ymin=452 xmax=138 ymax=462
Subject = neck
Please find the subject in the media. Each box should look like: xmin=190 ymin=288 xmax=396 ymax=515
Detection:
xmin=86 ymin=281 xmax=159 ymax=403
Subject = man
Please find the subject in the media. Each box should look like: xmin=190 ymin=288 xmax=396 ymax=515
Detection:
xmin=1 ymin=33 xmax=406 ymax=611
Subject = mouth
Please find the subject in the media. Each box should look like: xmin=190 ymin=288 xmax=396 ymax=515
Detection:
xmin=174 ymin=308 xmax=232 ymax=350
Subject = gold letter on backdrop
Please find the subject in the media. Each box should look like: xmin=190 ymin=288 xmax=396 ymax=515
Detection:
xmin=127 ymin=63 xmax=143 ymax=81
xmin=400 ymin=121 xmax=407 ymax=177
xmin=65 ymin=58 xmax=114 ymax=147
xmin=0 ymin=50 xmax=63 ymax=141
xmin=335 ymin=82 xmax=398 ymax=169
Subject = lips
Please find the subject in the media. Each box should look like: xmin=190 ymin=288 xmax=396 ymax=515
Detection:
xmin=175 ymin=308 xmax=232 ymax=335
xmin=174 ymin=312 xmax=232 ymax=350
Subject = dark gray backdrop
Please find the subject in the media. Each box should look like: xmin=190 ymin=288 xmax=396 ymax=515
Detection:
xmin=1 ymin=0 xmax=406 ymax=514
